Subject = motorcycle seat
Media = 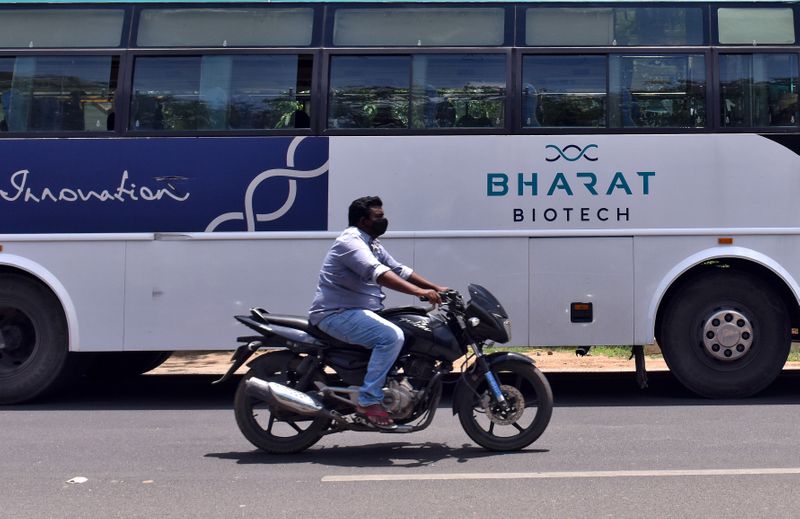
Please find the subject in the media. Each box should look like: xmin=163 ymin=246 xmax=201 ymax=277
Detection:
xmin=261 ymin=314 xmax=312 ymax=332
xmin=258 ymin=313 xmax=360 ymax=350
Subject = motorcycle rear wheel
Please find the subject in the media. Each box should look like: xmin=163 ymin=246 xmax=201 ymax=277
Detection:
xmin=456 ymin=360 xmax=553 ymax=451
xmin=234 ymin=352 xmax=329 ymax=454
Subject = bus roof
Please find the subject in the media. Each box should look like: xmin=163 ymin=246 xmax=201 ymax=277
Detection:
xmin=0 ymin=0 xmax=795 ymax=4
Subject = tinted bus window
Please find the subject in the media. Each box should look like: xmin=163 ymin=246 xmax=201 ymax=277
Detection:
xmin=137 ymin=8 xmax=314 ymax=47
xmin=0 ymin=56 xmax=118 ymax=132
xmin=526 ymin=7 xmax=705 ymax=46
xmin=328 ymin=54 xmax=506 ymax=130
xmin=328 ymin=56 xmax=410 ymax=129
xmin=720 ymin=54 xmax=799 ymax=128
xmin=411 ymin=55 xmax=505 ymax=129
xmin=718 ymin=8 xmax=795 ymax=45
xmin=522 ymin=55 xmax=607 ymax=128
xmin=609 ymin=55 xmax=706 ymax=128
xmin=0 ymin=9 xmax=124 ymax=48
xmin=130 ymin=55 xmax=312 ymax=131
xmin=333 ymin=8 xmax=505 ymax=46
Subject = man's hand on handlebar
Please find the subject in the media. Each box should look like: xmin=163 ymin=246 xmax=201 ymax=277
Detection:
xmin=418 ymin=289 xmax=443 ymax=306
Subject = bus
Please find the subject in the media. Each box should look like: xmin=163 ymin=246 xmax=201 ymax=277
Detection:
xmin=0 ymin=0 xmax=798 ymax=403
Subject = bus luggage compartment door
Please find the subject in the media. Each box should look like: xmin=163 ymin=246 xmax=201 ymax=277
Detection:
xmin=529 ymin=237 xmax=633 ymax=347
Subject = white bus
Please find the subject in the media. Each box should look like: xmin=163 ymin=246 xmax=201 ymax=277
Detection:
xmin=0 ymin=0 xmax=798 ymax=403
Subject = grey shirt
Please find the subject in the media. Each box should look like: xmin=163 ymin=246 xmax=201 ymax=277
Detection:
xmin=309 ymin=227 xmax=413 ymax=325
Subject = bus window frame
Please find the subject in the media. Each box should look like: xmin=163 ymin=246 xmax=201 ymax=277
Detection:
xmin=514 ymin=47 xmax=714 ymax=135
xmin=320 ymin=47 xmax=513 ymax=136
xmin=130 ymin=3 xmax=324 ymax=49
xmin=121 ymin=46 xmax=319 ymax=137
xmin=711 ymin=2 xmax=799 ymax=47
xmin=0 ymin=48 xmax=124 ymax=137
xmin=713 ymin=47 xmax=800 ymax=133
xmin=0 ymin=5 xmax=132 ymax=50
xmin=324 ymin=3 xmax=515 ymax=48
xmin=515 ymin=2 xmax=711 ymax=48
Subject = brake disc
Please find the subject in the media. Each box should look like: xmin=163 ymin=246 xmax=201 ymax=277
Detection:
xmin=480 ymin=384 xmax=525 ymax=425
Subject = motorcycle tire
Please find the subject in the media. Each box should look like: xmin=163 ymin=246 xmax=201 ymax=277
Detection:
xmin=456 ymin=360 xmax=553 ymax=451
xmin=234 ymin=351 xmax=330 ymax=454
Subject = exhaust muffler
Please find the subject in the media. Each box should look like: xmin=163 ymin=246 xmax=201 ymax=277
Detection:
xmin=245 ymin=377 xmax=325 ymax=416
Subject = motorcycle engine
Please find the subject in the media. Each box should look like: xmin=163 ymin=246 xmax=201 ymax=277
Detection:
xmin=382 ymin=378 xmax=419 ymax=420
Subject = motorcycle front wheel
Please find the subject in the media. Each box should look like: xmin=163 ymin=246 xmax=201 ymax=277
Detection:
xmin=234 ymin=351 xmax=330 ymax=454
xmin=456 ymin=360 xmax=553 ymax=451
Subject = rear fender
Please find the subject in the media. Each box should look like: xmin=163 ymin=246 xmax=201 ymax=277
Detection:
xmin=451 ymin=352 xmax=534 ymax=415
xmin=246 ymin=350 xmax=302 ymax=380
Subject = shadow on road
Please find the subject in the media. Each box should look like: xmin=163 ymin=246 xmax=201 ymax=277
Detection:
xmin=206 ymin=441 xmax=548 ymax=469
xmin=5 ymin=369 xmax=800 ymax=411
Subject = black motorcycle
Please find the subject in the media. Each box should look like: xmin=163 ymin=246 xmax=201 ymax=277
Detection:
xmin=215 ymin=284 xmax=553 ymax=453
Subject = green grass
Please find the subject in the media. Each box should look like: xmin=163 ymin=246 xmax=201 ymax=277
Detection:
xmin=481 ymin=345 xmax=665 ymax=359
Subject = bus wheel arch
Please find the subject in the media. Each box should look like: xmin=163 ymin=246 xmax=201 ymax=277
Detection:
xmin=655 ymin=257 xmax=799 ymax=398
xmin=0 ymin=261 xmax=77 ymax=404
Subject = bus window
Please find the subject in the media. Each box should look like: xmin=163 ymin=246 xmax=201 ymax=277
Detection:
xmin=137 ymin=8 xmax=314 ymax=47
xmin=720 ymin=54 xmax=799 ymax=128
xmin=333 ymin=7 xmax=505 ymax=47
xmin=0 ymin=9 xmax=124 ymax=48
xmin=609 ymin=55 xmax=706 ymax=128
xmin=525 ymin=7 xmax=705 ymax=46
xmin=328 ymin=54 xmax=506 ymax=130
xmin=0 ymin=56 xmax=117 ymax=132
xmin=130 ymin=55 xmax=313 ymax=131
xmin=521 ymin=55 xmax=607 ymax=128
xmin=411 ymin=55 xmax=505 ymax=129
xmin=718 ymin=8 xmax=795 ymax=45
xmin=328 ymin=56 xmax=410 ymax=129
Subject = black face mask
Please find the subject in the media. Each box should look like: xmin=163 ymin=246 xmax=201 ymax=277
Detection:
xmin=370 ymin=217 xmax=389 ymax=237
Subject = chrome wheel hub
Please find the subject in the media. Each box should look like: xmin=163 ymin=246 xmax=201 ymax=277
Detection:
xmin=702 ymin=309 xmax=753 ymax=362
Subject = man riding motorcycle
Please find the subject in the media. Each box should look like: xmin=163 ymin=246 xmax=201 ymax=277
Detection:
xmin=308 ymin=196 xmax=447 ymax=428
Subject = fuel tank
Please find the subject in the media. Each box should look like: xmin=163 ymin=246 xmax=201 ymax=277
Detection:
xmin=384 ymin=310 xmax=463 ymax=362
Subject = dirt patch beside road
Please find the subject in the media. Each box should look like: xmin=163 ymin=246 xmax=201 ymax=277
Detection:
xmin=149 ymin=348 xmax=671 ymax=375
xmin=150 ymin=347 xmax=800 ymax=376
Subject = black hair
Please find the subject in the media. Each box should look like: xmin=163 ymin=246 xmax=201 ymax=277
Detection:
xmin=348 ymin=196 xmax=383 ymax=226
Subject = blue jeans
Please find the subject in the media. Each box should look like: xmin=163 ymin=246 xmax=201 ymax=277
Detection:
xmin=317 ymin=309 xmax=404 ymax=407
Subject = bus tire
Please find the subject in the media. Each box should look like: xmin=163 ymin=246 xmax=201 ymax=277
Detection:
xmin=659 ymin=270 xmax=791 ymax=398
xmin=0 ymin=274 xmax=70 ymax=404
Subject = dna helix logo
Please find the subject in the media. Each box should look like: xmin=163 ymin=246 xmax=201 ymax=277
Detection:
xmin=545 ymin=144 xmax=599 ymax=162
xmin=206 ymin=136 xmax=329 ymax=232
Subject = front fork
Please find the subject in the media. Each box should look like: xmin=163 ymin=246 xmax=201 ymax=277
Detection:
xmin=471 ymin=344 xmax=507 ymax=406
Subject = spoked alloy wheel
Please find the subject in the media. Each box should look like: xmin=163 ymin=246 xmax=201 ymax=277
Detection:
xmin=234 ymin=351 xmax=329 ymax=454
xmin=457 ymin=360 xmax=553 ymax=451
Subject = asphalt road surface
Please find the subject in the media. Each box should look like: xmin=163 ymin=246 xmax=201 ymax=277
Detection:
xmin=5 ymin=370 xmax=800 ymax=518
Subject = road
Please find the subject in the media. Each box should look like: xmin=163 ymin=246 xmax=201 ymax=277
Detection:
xmin=4 ymin=370 xmax=800 ymax=518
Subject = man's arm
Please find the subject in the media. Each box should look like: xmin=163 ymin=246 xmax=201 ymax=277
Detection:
xmin=377 ymin=271 xmax=442 ymax=305
xmin=407 ymin=271 xmax=448 ymax=294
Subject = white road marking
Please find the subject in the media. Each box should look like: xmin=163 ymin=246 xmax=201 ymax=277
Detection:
xmin=322 ymin=468 xmax=800 ymax=483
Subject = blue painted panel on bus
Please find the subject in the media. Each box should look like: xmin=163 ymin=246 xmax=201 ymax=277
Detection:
xmin=0 ymin=136 xmax=329 ymax=233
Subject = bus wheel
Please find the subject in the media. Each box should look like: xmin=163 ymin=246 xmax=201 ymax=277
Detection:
xmin=659 ymin=271 xmax=791 ymax=398
xmin=0 ymin=274 xmax=69 ymax=404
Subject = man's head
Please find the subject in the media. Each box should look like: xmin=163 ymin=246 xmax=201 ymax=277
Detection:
xmin=348 ymin=196 xmax=388 ymax=238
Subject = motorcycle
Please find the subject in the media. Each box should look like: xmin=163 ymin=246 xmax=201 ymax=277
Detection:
xmin=215 ymin=284 xmax=553 ymax=453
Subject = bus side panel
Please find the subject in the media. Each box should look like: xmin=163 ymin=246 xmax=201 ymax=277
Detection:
xmin=409 ymin=237 xmax=530 ymax=346
xmin=1 ymin=241 xmax=125 ymax=352
xmin=123 ymin=238 xmax=326 ymax=350
xmin=122 ymin=237 xmax=413 ymax=350
xmin=529 ymin=237 xmax=634 ymax=346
